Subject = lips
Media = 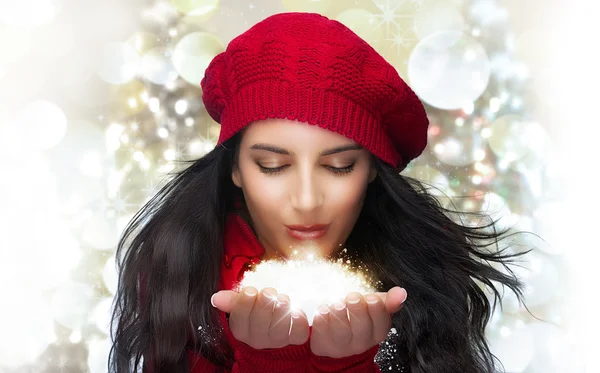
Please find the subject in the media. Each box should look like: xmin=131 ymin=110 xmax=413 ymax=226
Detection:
xmin=285 ymin=224 xmax=329 ymax=240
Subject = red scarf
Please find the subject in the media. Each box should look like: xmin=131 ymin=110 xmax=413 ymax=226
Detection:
xmin=219 ymin=213 xmax=265 ymax=292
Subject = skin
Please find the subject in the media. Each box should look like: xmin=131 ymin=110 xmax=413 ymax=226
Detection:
xmin=231 ymin=118 xmax=376 ymax=260
xmin=212 ymin=286 xmax=407 ymax=357
xmin=212 ymin=119 xmax=407 ymax=358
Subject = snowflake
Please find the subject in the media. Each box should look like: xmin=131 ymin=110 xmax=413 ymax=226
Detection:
xmin=386 ymin=27 xmax=415 ymax=56
xmin=130 ymin=119 xmax=141 ymax=133
xmin=106 ymin=190 xmax=137 ymax=217
xmin=372 ymin=0 xmax=422 ymax=33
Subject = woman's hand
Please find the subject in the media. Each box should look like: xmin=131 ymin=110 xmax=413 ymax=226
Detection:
xmin=211 ymin=286 xmax=310 ymax=349
xmin=310 ymin=286 xmax=407 ymax=358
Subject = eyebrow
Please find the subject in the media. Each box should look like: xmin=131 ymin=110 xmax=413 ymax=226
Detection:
xmin=249 ymin=143 xmax=363 ymax=156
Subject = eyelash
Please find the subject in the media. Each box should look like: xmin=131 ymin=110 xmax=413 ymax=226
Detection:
xmin=258 ymin=164 xmax=355 ymax=176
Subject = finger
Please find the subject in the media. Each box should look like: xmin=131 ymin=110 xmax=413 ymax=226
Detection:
xmin=249 ymin=287 xmax=277 ymax=345
xmin=269 ymin=294 xmax=292 ymax=348
xmin=211 ymin=290 xmax=239 ymax=314
xmin=345 ymin=292 xmax=373 ymax=346
xmin=329 ymin=301 xmax=352 ymax=346
xmin=312 ymin=304 xmax=331 ymax=334
xmin=289 ymin=308 xmax=310 ymax=345
xmin=310 ymin=304 xmax=332 ymax=355
xmin=374 ymin=292 xmax=387 ymax=304
xmin=384 ymin=287 xmax=407 ymax=314
xmin=229 ymin=286 xmax=258 ymax=342
xmin=364 ymin=294 xmax=391 ymax=344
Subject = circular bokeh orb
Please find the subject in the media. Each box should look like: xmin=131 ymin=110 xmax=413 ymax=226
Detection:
xmin=432 ymin=120 xmax=487 ymax=167
xmin=526 ymin=322 xmax=582 ymax=372
xmin=488 ymin=115 xmax=548 ymax=164
xmin=335 ymin=9 xmax=385 ymax=51
xmin=92 ymin=297 xmax=115 ymax=335
xmin=96 ymin=42 xmax=140 ymax=85
xmin=414 ymin=0 xmax=465 ymax=41
xmin=16 ymin=100 xmax=68 ymax=151
xmin=282 ymin=0 xmax=332 ymax=14
xmin=141 ymin=47 xmax=179 ymax=85
xmin=531 ymin=202 xmax=569 ymax=255
xmin=171 ymin=0 xmax=220 ymax=17
xmin=511 ymin=250 xmax=560 ymax=307
xmin=172 ymin=32 xmax=224 ymax=85
xmin=110 ymin=79 xmax=148 ymax=116
xmin=488 ymin=321 xmax=534 ymax=372
xmin=87 ymin=338 xmax=112 ymax=373
xmin=127 ymin=31 xmax=160 ymax=55
xmin=403 ymin=165 xmax=451 ymax=195
xmin=50 ymin=281 xmax=97 ymax=330
xmin=408 ymin=30 xmax=491 ymax=110
xmin=81 ymin=212 xmax=120 ymax=250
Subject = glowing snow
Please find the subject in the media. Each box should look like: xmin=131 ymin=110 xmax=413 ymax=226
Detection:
xmin=238 ymin=257 xmax=376 ymax=325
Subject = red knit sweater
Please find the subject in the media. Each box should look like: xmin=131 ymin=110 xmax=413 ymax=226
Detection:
xmin=185 ymin=213 xmax=381 ymax=372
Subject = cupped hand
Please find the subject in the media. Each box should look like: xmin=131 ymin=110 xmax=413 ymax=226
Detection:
xmin=310 ymin=286 xmax=407 ymax=358
xmin=211 ymin=286 xmax=310 ymax=349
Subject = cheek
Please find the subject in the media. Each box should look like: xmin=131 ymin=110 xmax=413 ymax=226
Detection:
xmin=326 ymin=176 xmax=369 ymax=212
xmin=323 ymin=178 xmax=369 ymax=243
xmin=238 ymin=171 xmax=287 ymax=220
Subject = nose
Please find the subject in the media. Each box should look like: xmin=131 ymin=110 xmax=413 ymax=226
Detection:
xmin=289 ymin=166 xmax=324 ymax=213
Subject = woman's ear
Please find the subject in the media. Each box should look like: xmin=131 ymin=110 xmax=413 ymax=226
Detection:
xmin=232 ymin=167 xmax=242 ymax=188
xmin=369 ymin=167 xmax=377 ymax=183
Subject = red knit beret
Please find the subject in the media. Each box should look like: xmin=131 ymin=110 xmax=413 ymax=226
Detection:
xmin=200 ymin=12 xmax=429 ymax=170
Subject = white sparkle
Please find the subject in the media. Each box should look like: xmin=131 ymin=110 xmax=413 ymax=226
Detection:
xmin=373 ymin=0 xmax=420 ymax=33
xmin=386 ymin=27 xmax=414 ymax=57
xmin=239 ymin=258 xmax=376 ymax=325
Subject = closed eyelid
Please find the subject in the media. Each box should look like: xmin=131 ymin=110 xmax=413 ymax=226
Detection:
xmin=256 ymin=160 xmax=353 ymax=167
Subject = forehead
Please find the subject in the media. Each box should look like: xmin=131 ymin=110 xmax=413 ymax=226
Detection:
xmin=241 ymin=118 xmax=355 ymax=146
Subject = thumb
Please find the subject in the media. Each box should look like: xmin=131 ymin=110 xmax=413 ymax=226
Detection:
xmin=375 ymin=287 xmax=407 ymax=314
xmin=211 ymin=290 xmax=239 ymax=313
xmin=384 ymin=286 xmax=407 ymax=314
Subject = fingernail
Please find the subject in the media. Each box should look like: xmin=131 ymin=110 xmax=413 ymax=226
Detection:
xmin=210 ymin=294 xmax=216 ymax=308
xmin=262 ymin=288 xmax=277 ymax=298
xmin=396 ymin=287 xmax=407 ymax=302
xmin=365 ymin=295 xmax=379 ymax=305
xmin=334 ymin=302 xmax=346 ymax=311
xmin=276 ymin=295 xmax=289 ymax=307
xmin=318 ymin=305 xmax=330 ymax=314
xmin=291 ymin=308 xmax=302 ymax=319
xmin=244 ymin=288 xmax=257 ymax=296
xmin=347 ymin=294 xmax=360 ymax=304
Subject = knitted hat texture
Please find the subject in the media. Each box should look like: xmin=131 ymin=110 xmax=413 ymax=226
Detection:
xmin=201 ymin=12 xmax=429 ymax=170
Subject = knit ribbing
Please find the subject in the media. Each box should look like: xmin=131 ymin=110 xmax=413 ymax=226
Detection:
xmin=219 ymin=79 xmax=401 ymax=166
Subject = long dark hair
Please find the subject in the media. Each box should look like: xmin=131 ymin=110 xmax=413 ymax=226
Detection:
xmin=109 ymin=131 xmax=530 ymax=373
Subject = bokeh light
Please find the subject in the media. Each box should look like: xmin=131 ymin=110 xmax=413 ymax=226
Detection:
xmin=96 ymin=42 xmax=141 ymax=85
xmin=172 ymin=31 xmax=224 ymax=85
xmin=0 ymin=0 xmax=591 ymax=371
xmin=16 ymin=100 xmax=68 ymax=150
xmin=408 ymin=30 xmax=491 ymax=110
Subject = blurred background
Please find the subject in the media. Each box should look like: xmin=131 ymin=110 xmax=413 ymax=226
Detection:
xmin=0 ymin=0 xmax=597 ymax=372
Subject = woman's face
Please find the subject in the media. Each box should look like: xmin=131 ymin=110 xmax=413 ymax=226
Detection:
xmin=232 ymin=118 xmax=376 ymax=260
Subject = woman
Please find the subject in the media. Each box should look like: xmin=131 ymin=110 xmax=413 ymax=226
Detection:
xmin=109 ymin=12 xmax=527 ymax=373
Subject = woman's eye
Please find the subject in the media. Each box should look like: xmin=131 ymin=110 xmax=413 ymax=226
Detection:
xmin=258 ymin=164 xmax=287 ymax=174
xmin=257 ymin=164 xmax=355 ymax=176
xmin=325 ymin=164 xmax=355 ymax=175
